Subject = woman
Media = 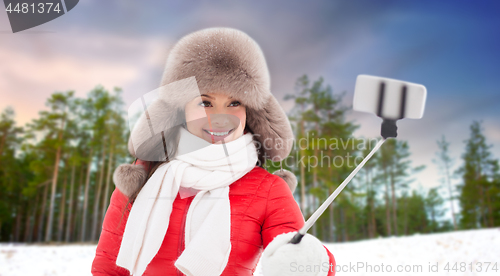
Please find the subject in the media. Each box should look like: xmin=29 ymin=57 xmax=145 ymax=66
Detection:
xmin=92 ymin=28 xmax=336 ymax=276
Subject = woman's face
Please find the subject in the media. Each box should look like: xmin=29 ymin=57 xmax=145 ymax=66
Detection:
xmin=184 ymin=92 xmax=246 ymax=144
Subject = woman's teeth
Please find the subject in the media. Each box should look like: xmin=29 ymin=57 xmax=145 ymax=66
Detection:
xmin=207 ymin=129 xmax=231 ymax=136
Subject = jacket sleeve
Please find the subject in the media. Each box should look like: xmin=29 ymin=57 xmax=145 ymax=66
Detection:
xmin=91 ymin=188 xmax=132 ymax=276
xmin=261 ymin=175 xmax=336 ymax=276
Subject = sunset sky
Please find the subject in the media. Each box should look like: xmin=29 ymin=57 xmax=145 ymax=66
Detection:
xmin=1 ymin=0 xmax=499 ymax=217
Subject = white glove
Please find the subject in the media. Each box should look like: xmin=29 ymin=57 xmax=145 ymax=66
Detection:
xmin=261 ymin=232 xmax=330 ymax=276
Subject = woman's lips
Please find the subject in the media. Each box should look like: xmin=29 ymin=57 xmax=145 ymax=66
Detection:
xmin=202 ymin=128 xmax=234 ymax=142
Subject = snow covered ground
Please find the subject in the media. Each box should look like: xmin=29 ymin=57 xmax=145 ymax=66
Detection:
xmin=321 ymin=228 xmax=499 ymax=276
xmin=1 ymin=228 xmax=498 ymax=276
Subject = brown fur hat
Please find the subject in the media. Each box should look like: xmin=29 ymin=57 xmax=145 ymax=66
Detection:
xmin=118 ymin=28 xmax=297 ymax=195
xmin=129 ymin=27 xmax=293 ymax=162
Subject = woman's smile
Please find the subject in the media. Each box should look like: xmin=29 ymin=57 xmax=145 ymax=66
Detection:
xmin=202 ymin=127 xmax=235 ymax=142
xmin=203 ymin=128 xmax=234 ymax=136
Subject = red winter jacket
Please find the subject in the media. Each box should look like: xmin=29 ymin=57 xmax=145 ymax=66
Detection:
xmin=92 ymin=165 xmax=336 ymax=276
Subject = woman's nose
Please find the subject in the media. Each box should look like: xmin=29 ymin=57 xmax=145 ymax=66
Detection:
xmin=208 ymin=114 xmax=230 ymax=127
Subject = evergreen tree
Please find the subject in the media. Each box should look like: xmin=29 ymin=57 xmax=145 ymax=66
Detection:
xmin=0 ymin=107 xmax=24 ymax=240
xmin=457 ymin=121 xmax=500 ymax=228
xmin=433 ymin=135 xmax=458 ymax=230
xmin=23 ymin=91 xmax=76 ymax=241
xmin=425 ymin=187 xmax=445 ymax=233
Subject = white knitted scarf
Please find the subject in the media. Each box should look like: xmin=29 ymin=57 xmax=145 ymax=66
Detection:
xmin=116 ymin=127 xmax=258 ymax=276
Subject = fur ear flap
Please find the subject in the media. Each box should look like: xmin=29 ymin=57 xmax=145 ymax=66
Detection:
xmin=273 ymin=169 xmax=297 ymax=193
xmin=113 ymin=164 xmax=147 ymax=198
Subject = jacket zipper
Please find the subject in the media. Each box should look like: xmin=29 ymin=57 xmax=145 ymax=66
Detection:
xmin=177 ymin=195 xmax=194 ymax=276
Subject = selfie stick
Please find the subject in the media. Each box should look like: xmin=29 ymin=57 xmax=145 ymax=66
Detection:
xmin=289 ymin=138 xmax=385 ymax=243
xmin=289 ymin=75 xmax=427 ymax=244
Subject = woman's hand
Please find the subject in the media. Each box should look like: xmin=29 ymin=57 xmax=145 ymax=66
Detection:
xmin=262 ymin=232 xmax=330 ymax=276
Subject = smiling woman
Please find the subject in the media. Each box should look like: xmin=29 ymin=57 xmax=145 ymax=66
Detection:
xmin=184 ymin=93 xmax=247 ymax=144
xmin=92 ymin=27 xmax=336 ymax=276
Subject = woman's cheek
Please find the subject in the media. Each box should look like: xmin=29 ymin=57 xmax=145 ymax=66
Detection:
xmin=231 ymin=108 xmax=246 ymax=129
xmin=185 ymin=106 xmax=208 ymax=136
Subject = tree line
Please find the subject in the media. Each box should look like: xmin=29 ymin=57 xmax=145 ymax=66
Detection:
xmin=0 ymin=77 xmax=499 ymax=243
xmin=0 ymin=86 xmax=131 ymax=242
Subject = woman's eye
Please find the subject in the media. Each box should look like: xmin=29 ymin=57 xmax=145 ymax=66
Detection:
xmin=199 ymin=100 xmax=212 ymax=107
xmin=229 ymin=101 xmax=241 ymax=107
